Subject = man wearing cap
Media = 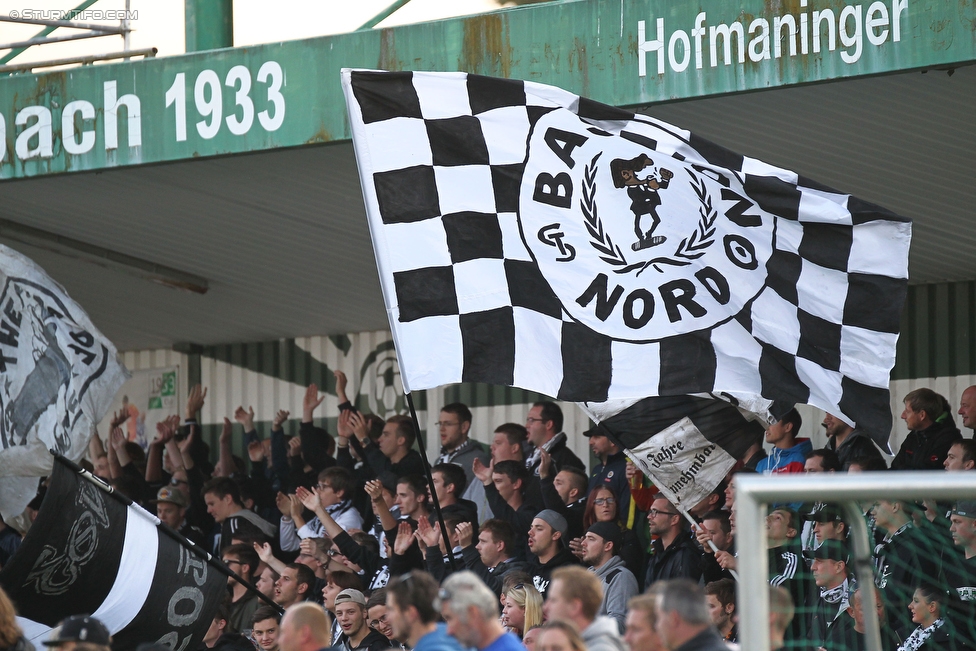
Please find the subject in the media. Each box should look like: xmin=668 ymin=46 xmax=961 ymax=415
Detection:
xmin=42 ymin=615 xmax=111 ymax=651
xmin=804 ymin=506 xmax=848 ymax=548
xmin=527 ymin=510 xmax=579 ymax=594
xmin=944 ymin=500 xmax=976 ymax=646
xmin=581 ymin=521 xmax=638 ymax=634
xmin=335 ymin=589 xmax=392 ymax=651
xmin=584 ymin=426 xmax=629 ymax=518
xmin=154 ymin=485 xmax=205 ymax=545
xmin=805 ymin=540 xmax=852 ymax=647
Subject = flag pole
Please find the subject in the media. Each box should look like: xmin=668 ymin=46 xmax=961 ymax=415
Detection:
xmin=403 ymin=392 xmax=458 ymax=572
xmin=594 ymin=430 xmax=740 ymax=581
xmin=53 ymin=453 xmax=285 ymax=614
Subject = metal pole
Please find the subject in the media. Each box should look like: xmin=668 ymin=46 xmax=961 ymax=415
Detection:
xmin=357 ymin=0 xmax=413 ymax=30
xmin=0 ymin=0 xmax=100 ymax=65
xmin=735 ymin=480 xmax=770 ymax=651
xmin=404 ymin=392 xmax=458 ymax=572
xmin=841 ymin=500 xmax=883 ymax=651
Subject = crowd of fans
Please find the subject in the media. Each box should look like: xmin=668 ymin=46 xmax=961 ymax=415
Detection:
xmin=2 ymin=377 xmax=976 ymax=651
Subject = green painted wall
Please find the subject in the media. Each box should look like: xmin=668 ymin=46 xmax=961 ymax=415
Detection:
xmin=2 ymin=0 xmax=974 ymax=180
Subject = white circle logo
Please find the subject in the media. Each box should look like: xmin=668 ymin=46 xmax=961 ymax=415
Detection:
xmin=519 ymin=111 xmax=775 ymax=342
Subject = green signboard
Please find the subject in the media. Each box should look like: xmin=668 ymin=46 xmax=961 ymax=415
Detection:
xmin=1 ymin=0 xmax=973 ymax=179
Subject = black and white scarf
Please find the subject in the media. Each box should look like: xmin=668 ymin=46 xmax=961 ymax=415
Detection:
xmin=897 ymin=618 xmax=944 ymax=651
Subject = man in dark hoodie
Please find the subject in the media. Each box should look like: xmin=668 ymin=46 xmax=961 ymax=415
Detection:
xmin=527 ymin=510 xmax=579 ymax=594
xmin=892 ymin=388 xmax=962 ymax=470
xmin=822 ymin=413 xmax=885 ymax=470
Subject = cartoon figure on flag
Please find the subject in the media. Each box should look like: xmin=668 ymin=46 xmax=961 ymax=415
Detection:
xmin=609 ymin=153 xmax=674 ymax=251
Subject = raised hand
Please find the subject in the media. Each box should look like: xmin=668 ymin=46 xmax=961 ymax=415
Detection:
xmin=185 ymin=384 xmax=207 ymax=420
xmin=300 ymin=538 xmax=327 ymax=563
xmin=275 ymin=492 xmax=292 ymax=517
xmin=287 ymin=436 xmax=302 ymax=458
xmin=348 ymin=411 xmax=369 ymax=442
xmin=110 ymin=427 xmax=131 ymax=466
xmin=625 ymin=460 xmax=639 ymax=480
xmin=153 ymin=419 xmax=175 ymax=446
xmin=393 ymin=521 xmax=414 ymax=556
xmin=296 ymin=486 xmax=320 ymax=512
xmin=568 ymin=536 xmax=584 ymax=560
xmin=538 ymin=448 xmax=553 ymax=479
xmin=247 ymin=440 xmax=266 ymax=463
xmin=110 ymin=409 xmax=129 ymax=429
xmin=178 ymin=425 xmax=196 ymax=456
xmin=234 ymin=405 xmax=255 ymax=431
xmin=456 ymin=521 xmax=474 ymax=548
xmin=303 ymin=384 xmax=324 ymax=422
xmin=334 ymin=370 xmax=349 ymax=404
xmin=472 ymin=457 xmax=493 ymax=485
xmin=220 ymin=417 xmax=232 ymax=444
xmin=416 ymin=516 xmax=442 ymax=549
xmin=337 ymin=409 xmax=353 ymax=440
xmin=364 ymin=480 xmax=384 ymax=503
xmin=289 ymin=493 xmax=304 ymax=520
xmin=253 ymin=541 xmax=274 ymax=564
xmin=272 ymin=410 xmax=290 ymax=431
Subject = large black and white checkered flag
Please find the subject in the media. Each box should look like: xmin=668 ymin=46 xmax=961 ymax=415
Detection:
xmin=0 ymin=457 xmax=227 ymax=651
xmin=341 ymin=70 xmax=910 ymax=450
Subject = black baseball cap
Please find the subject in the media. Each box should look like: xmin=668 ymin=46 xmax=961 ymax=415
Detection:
xmin=803 ymin=506 xmax=845 ymax=524
xmin=43 ymin=615 xmax=111 ymax=647
xmin=803 ymin=540 xmax=850 ymax=564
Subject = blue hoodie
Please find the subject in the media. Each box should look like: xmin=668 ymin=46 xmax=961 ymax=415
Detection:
xmin=755 ymin=438 xmax=813 ymax=475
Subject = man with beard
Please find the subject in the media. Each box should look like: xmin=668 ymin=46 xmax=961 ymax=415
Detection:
xmin=581 ymin=522 xmax=637 ymax=633
xmin=822 ymin=413 xmax=884 ymax=470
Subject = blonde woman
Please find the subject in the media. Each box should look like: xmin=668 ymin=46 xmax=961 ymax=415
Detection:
xmin=501 ymin=583 xmax=543 ymax=639
xmin=0 ymin=588 xmax=28 ymax=651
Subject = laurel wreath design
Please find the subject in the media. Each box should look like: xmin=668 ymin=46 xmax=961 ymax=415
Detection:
xmin=580 ymin=153 xmax=717 ymax=276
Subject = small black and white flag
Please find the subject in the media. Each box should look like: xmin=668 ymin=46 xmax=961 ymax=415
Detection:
xmin=341 ymin=70 xmax=910 ymax=451
xmin=0 ymin=244 xmax=128 ymax=521
xmin=0 ymin=457 xmax=226 ymax=651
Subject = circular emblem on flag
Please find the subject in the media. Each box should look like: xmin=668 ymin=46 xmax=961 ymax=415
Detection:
xmin=519 ymin=111 xmax=775 ymax=341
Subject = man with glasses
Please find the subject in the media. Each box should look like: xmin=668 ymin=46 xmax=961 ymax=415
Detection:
xmin=282 ymin=467 xmax=362 ymax=552
xmin=523 ymin=402 xmax=584 ymax=478
xmin=644 ymin=497 xmax=702 ymax=588
xmin=386 ymin=571 xmax=463 ymax=651
xmin=434 ymin=403 xmax=489 ymax=488
xmin=222 ymin=543 xmax=262 ymax=635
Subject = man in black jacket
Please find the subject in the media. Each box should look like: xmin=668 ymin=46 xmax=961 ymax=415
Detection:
xmin=527 ymin=510 xmax=579 ymax=594
xmin=524 ymin=402 xmax=585 ymax=477
xmin=644 ymin=497 xmax=702 ymax=588
xmin=822 ymin=413 xmax=884 ymax=470
xmin=892 ymin=388 xmax=962 ymax=470
xmin=457 ymin=519 xmax=531 ymax=595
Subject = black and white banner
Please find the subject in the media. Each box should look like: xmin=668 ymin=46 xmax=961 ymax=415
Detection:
xmin=0 ymin=244 xmax=128 ymax=520
xmin=342 ymin=70 xmax=911 ymax=449
xmin=0 ymin=457 xmax=225 ymax=651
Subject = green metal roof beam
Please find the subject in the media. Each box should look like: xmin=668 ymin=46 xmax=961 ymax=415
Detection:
xmin=0 ymin=0 xmax=100 ymax=65
xmin=357 ymin=0 xmax=414 ymax=31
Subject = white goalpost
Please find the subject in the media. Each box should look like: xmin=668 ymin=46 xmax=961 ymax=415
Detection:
xmin=734 ymin=471 xmax=976 ymax=651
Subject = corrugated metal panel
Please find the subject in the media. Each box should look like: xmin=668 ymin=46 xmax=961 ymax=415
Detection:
xmin=894 ymin=282 xmax=976 ymax=380
xmin=120 ymin=349 xmax=189 ymax=372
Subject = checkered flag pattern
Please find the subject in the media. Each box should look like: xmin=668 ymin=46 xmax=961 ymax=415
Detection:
xmin=342 ymin=69 xmax=911 ymax=448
